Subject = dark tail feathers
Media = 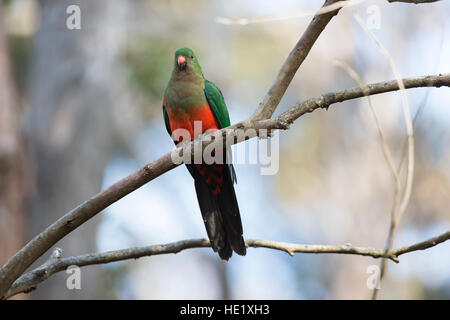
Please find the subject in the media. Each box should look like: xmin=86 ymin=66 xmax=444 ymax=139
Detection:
xmin=188 ymin=164 xmax=246 ymax=260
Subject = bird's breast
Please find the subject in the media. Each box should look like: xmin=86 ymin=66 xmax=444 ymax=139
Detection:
xmin=164 ymin=90 xmax=219 ymax=142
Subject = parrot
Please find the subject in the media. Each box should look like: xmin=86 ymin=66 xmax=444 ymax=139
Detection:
xmin=162 ymin=47 xmax=246 ymax=260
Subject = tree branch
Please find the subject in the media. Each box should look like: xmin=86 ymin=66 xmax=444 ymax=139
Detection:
xmin=391 ymin=231 xmax=450 ymax=256
xmin=251 ymin=0 xmax=342 ymax=120
xmin=215 ymin=1 xmax=442 ymax=26
xmin=387 ymin=0 xmax=441 ymax=3
xmin=353 ymin=15 xmax=416 ymax=300
xmin=259 ymin=73 xmax=450 ymax=129
xmin=0 ymin=72 xmax=449 ymax=299
xmin=5 ymin=231 xmax=449 ymax=299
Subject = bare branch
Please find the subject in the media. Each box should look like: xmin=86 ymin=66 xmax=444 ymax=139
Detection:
xmin=353 ymin=14 xmax=415 ymax=300
xmin=0 ymin=152 xmax=178 ymax=298
xmin=251 ymin=0 xmax=342 ymax=121
xmin=266 ymin=73 xmax=450 ymax=128
xmin=216 ymin=0 xmax=441 ymax=26
xmin=216 ymin=0 xmax=363 ymax=25
xmin=387 ymin=0 xmax=441 ymax=3
xmin=391 ymin=231 xmax=450 ymax=256
xmin=0 ymin=73 xmax=448 ymax=299
xmin=6 ymin=231 xmax=449 ymax=299
xmin=332 ymin=59 xmax=398 ymax=181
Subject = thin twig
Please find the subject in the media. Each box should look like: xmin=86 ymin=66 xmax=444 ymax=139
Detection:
xmin=5 ymin=231 xmax=449 ymax=299
xmin=332 ymin=60 xmax=398 ymax=181
xmin=331 ymin=63 xmax=403 ymax=297
xmin=215 ymin=0 xmax=440 ymax=26
xmin=266 ymin=73 xmax=449 ymax=129
xmin=216 ymin=0 xmax=364 ymax=25
xmin=387 ymin=0 xmax=441 ymax=3
xmin=353 ymin=14 xmax=415 ymax=300
xmin=391 ymin=231 xmax=450 ymax=256
xmin=250 ymin=0 xmax=342 ymax=121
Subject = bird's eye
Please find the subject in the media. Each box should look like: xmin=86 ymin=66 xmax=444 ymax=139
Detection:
xmin=190 ymin=55 xmax=194 ymax=59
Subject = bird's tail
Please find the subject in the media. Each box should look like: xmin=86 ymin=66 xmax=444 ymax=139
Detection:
xmin=187 ymin=163 xmax=246 ymax=260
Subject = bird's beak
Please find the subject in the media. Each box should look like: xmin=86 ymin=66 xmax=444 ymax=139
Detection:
xmin=177 ymin=55 xmax=187 ymax=70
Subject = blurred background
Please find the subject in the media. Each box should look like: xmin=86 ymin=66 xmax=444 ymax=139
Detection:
xmin=0 ymin=0 xmax=449 ymax=299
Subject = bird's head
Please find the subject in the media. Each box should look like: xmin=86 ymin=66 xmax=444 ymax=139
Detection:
xmin=174 ymin=47 xmax=203 ymax=75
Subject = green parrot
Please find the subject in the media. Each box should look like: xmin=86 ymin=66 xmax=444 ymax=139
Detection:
xmin=162 ymin=47 xmax=246 ymax=260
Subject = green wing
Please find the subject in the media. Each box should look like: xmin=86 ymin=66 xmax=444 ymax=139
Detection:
xmin=163 ymin=105 xmax=172 ymax=136
xmin=204 ymin=80 xmax=230 ymax=129
xmin=204 ymin=80 xmax=237 ymax=184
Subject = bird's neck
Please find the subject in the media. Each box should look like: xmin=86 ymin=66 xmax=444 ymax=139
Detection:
xmin=170 ymin=67 xmax=204 ymax=85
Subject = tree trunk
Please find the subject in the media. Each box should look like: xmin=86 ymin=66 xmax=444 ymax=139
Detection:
xmin=25 ymin=0 xmax=121 ymax=299
xmin=0 ymin=3 xmax=31 ymax=300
